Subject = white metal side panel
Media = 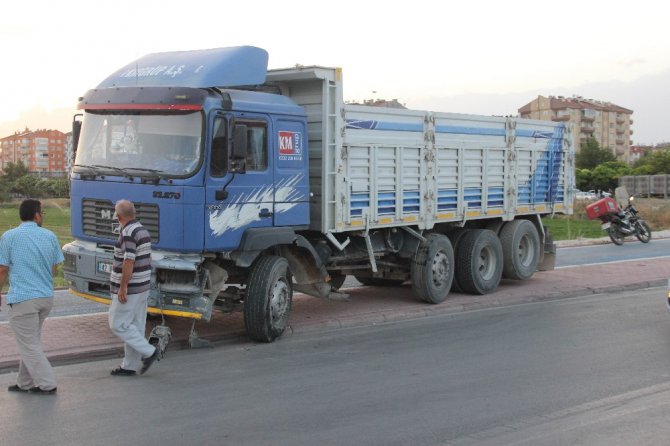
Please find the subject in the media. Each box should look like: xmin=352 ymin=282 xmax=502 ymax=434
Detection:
xmin=341 ymin=106 xmax=426 ymax=231
xmin=266 ymin=68 xmax=574 ymax=234
xmin=433 ymin=113 xmax=510 ymax=221
xmin=266 ymin=66 xmax=343 ymax=233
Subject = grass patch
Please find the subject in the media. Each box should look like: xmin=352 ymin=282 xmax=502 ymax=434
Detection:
xmin=542 ymin=197 xmax=670 ymax=241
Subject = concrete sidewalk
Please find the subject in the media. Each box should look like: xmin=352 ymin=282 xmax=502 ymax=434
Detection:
xmin=2 ymin=251 xmax=669 ymax=374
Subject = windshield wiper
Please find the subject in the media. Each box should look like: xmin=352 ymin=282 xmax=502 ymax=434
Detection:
xmin=122 ymin=167 xmax=169 ymax=184
xmin=90 ymin=165 xmax=135 ymax=180
xmin=72 ymin=164 xmax=106 ymax=178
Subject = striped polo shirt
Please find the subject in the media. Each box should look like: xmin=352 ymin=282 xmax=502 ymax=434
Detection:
xmin=110 ymin=219 xmax=152 ymax=295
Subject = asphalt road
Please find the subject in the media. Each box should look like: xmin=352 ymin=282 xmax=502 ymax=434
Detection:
xmin=2 ymin=287 xmax=669 ymax=445
xmin=556 ymin=237 xmax=670 ymax=268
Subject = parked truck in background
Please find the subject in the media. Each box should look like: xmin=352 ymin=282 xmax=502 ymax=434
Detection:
xmin=63 ymin=46 xmax=575 ymax=344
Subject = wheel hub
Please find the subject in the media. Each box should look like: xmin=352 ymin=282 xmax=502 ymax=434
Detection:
xmin=431 ymin=251 xmax=450 ymax=287
xmin=270 ymin=279 xmax=290 ymax=323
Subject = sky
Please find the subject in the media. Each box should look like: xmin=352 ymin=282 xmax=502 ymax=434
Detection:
xmin=2 ymin=0 xmax=669 ymax=144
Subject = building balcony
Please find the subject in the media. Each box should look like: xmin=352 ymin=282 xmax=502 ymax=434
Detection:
xmin=616 ymin=117 xmax=625 ymax=124
xmin=580 ymin=126 xmax=595 ymax=133
xmin=552 ymin=115 xmax=570 ymax=121
xmin=616 ymin=128 xmax=624 ymax=134
xmin=616 ymin=147 xmax=626 ymax=156
xmin=581 ymin=115 xmax=595 ymax=122
xmin=616 ymin=138 xmax=625 ymax=145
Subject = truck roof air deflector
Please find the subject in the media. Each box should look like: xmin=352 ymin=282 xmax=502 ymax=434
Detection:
xmin=97 ymin=46 xmax=269 ymax=89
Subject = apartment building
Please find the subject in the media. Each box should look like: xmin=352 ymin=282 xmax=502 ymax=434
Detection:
xmin=518 ymin=95 xmax=633 ymax=161
xmin=0 ymin=128 xmax=67 ymax=175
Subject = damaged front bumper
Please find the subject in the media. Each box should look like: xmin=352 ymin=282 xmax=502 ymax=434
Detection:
xmin=62 ymin=240 xmax=218 ymax=321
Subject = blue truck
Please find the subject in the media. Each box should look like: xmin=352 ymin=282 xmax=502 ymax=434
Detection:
xmin=63 ymin=46 xmax=574 ymax=344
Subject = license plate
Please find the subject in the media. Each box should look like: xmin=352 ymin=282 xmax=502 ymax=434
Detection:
xmin=97 ymin=261 xmax=113 ymax=274
xmin=601 ymin=222 xmax=611 ymax=230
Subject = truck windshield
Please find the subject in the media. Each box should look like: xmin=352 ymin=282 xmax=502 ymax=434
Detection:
xmin=74 ymin=111 xmax=202 ymax=177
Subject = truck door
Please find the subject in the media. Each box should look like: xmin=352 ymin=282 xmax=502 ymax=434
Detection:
xmin=273 ymin=119 xmax=310 ymax=227
xmin=205 ymin=114 xmax=273 ymax=251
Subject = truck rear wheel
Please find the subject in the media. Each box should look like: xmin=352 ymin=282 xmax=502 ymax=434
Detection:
xmin=500 ymin=220 xmax=540 ymax=280
xmin=447 ymin=229 xmax=471 ymax=293
xmin=411 ymin=233 xmax=454 ymax=304
xmin=456 ymin=229 xmax=503 ymax=295
xmin=244 ymin=256 xmax=293 ymax=342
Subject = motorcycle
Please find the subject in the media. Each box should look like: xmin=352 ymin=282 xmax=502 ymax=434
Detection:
xmin=599 ymin=196 xmax=652 ymax=246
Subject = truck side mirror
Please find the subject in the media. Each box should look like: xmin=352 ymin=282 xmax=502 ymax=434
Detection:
xmin=231 ymin=124 xmax=247 ymax=173
xmin=72 ymin=114 xmax=83 ymax=157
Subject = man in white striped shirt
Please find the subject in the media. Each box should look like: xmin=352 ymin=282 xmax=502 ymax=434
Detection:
xmin=108 ymin=199 xmax=159 ymax=376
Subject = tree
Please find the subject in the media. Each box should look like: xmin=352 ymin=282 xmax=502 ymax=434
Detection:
xmin=2 ymin=161 xmax=29 ymax=182
xmin=49 ymin=178 xmax=70 ymax=197
xmin=12 ymin=175 xmax=40 ymax=197
xmin=590 ymin=161 xmax=631 ymax=192
xmin=575 ymin=168 xmax=593 ymax=191
xmin=575 ymin=137 xmax=615 ymax=170
xmin=632 ymin=149 xmax=670 ymax=174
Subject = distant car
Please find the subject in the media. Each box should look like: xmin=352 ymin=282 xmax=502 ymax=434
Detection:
xmin=575 ymin=190 xmax=597 ymax=200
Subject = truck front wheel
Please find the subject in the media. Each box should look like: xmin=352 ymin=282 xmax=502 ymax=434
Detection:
xmin=244 ymin=256 xmax=293 ymax=342
xmin=411 ymin=233 xmax=454 ymax=304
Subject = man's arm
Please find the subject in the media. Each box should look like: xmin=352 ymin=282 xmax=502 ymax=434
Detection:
xmin=0 ymin=265 xmax=8 ymax=309
xmin=117 ymin=258 xmax=135 ymax=304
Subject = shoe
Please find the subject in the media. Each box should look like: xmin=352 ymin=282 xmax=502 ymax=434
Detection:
xmin=110 ymin=367 xmax=137 ymax=376
xmin=8 ymin=384 xmax=29 ymax=393
xmin=29 ymin=387 xmax=57 ymax=395
xmin=140 ymin=348 xmax=159 ymax=375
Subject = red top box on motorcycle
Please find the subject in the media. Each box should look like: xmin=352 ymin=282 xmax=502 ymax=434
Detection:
xmin=585 ymin=197 xmax=618 ymax=220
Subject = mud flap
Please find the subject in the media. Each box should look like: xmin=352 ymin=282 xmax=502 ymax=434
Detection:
xmin=538 ymin=231 xmax=556 ymax=271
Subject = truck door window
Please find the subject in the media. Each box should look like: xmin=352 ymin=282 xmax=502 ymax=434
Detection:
xmin=241 ymin=121 xmax=267 ymax=171
xmin=211 ymin=117 xmax=228 ymax=177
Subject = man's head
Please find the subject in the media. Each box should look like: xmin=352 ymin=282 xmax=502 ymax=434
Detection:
xmin=20 ymin=199 xmax=44 ymax=226
xmin=114 ymin=199 xmax=136 ymax=226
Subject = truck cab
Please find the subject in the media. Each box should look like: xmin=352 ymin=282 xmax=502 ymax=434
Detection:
xmin=63 ymin=47 xmax=312 ymax=332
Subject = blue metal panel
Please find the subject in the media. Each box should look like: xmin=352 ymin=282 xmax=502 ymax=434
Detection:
xmin=70 ymin=179 xmax=204 ymax=252
xmin=402 ymin=190 xmax=421 ymax=213
xmin=518 ymin=124 xmax=566 ymax=205
xmin=377 ymin=192 xmax=396 ymax=215
xmin=487 ymin=187 xmax=505 ymax=207
xmin=435 ymin=125 xmax=506 ymax=137
xmin=346 ymin=120 xmax=423 ymax=132
xmin=437 ymin=189 xmax=458 ymax=211
xmin=350 ymin=193 xmax=369 ymax=217
xmin=274 ymin=118 xmax=310 ymax=228
xmin=97 ymin=46 xmax=268 ymax=88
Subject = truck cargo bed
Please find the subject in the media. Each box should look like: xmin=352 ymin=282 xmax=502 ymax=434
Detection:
xmin=266 ymin=67 xmax=574 ymax=234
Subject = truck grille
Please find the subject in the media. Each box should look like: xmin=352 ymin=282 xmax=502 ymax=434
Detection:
xmin=82 ymin=199 xmax=159 ymax=242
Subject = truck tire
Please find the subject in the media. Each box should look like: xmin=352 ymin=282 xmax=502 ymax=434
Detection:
xmin=411 ymin=233 xmax=454 ymax=304
xmin=456 ymin=229 xmax=503 ymax=295
xmin=500 ymin=220 xmax=540 ymax=280
xmin=447 ymin=229 xmax=471 ymax=293
xmin=244 ymin=256 xmax=293 ymax=342
xmin=355 ymin=277 xmax=405 ymax=287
